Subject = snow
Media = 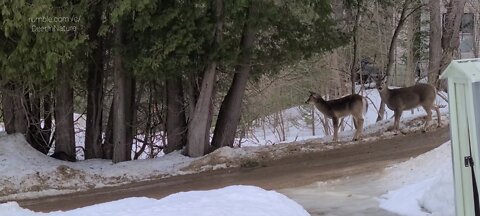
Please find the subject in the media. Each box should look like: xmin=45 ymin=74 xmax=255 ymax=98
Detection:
xmin=281 ymin=142 xmax=454 ymax=216
xmin=0 ymin=186 xmax=309 ymax=216
xmin=378 ymin=142 xmax=454 ymax=216
xmin=0 ymin=133 xmax=196 ymax=200
xmin=72 ymin=114 xmax=168 ymax=160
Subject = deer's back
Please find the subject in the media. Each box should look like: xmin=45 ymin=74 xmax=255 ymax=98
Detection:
xmin=325 ymin=94 xmax=364 ymax=117
xmin=386 ymin=83 xmax=436 ymax=110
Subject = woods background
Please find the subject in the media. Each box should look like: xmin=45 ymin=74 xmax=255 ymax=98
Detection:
xmin=0 ymin=0 xmax=478 ymax=163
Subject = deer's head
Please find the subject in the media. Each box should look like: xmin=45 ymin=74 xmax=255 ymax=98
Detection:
xmin=375 ymin=76 xmax=388 ymax=92
xmin=305 ymin=91 xmax=319 ymax=104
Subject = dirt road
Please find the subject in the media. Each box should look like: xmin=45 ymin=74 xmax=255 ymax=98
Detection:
xmin=18 ymin=127 xmax=450 ymax=213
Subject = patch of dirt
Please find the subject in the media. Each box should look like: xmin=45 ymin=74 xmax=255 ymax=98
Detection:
xmin=184 ymin=147 xmax=260 ymax=171
xmin=56 ymin=165 xmax=78 ymax=179
xmin=0 ymin=180 xmax=17 ymax=196
xmin=184 ymin=116 xmax=450 ymax=176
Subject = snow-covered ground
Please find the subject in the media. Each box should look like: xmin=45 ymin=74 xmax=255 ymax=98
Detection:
xmin=71 ymin=113 xmax=166 ymax=160
xmin=0 ymin=135 xmax=455 ymax=216
xmin=0 ymin=185 xmax=309 ymax=216
xmin=281 ymin=142 xmax=454 ymax=216
xmin=378 ymin=142 xmax=454 ymax=216
xmin=0 ymin=133 xmax=196 ymax=200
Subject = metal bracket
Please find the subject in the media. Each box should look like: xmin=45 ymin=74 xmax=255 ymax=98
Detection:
xmin=465 ymin=156 xmax=474 ymax=167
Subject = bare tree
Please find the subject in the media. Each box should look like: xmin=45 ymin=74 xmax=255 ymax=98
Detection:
xmin=350 ymin=1 xmax=362 ymax=94
xmin=376 ymin=0 xmax=422 ymax=121
xmin=377 ymin=0 xmax=410 ymax=121
xmin=439 ymin=0 xmax=467 ymax=88
xmin=428 ymin=0 xmax=442 ymax=87
xmin=405 ymin=0 xmax=421 ymax=87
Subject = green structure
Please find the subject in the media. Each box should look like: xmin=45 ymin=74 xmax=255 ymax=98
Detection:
xmin=440 ymin=58 xmax=480 ymax=216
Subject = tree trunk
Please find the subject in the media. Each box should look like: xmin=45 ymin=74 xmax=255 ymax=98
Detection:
xmin=43 ymin=92 xmax=53 ymax=149
xmin=13 ymin=86 xmax=28 ymax=134
xmin=475 ymin=9 xmax=480 ymax=58
xmin=311 ymin=106 xmax=316 ymax=136
xmin=112 ymin=21 xmax=128 ymax=163
xmin=186 ymin=0 xmax=224 ymax=157
xmin=54 ymin=66 xmax=76 ymax=160
xmin=350 ymin=4 xmax=361 ymax=94
xmin=165 ymin=76 xmax=187 ymax=154
xmin=121 ymin=76 xmax=136 ymax=161
xmin=2 ymin=83 xmax=16 ymax=134
xmin=428 ymin=0 xmax=442 ymax=85
xmin=405 ymin=1 xmax=420 ymax=86
xmin=143 ymin=85 xmax=153 ymax=158
xmin=26 ymin=91 xmax=50 ymax=154
xmin=29 ymin=92 xmax=41 ymax=127
xmin=0 ymin=82 xmax=29 ymax=135
xmin=386 ymin=1 xmax=409 ymax=79
xmin=211 ymin=0 xmax=258 ymax=149
xmin=85 ymin=3 xmax=104 ymax=159
xmin=185 ymin=73 xmax=200 ymax=121
xmin=377 ymin=0 xmax=409 ymax=122
xmin=103 ymin=100 xmax=114 ymax=159
xmin=186 ymin=66 xmax=216 ymax=157
xmin=438 ymin=0 xmax=466 ymax=90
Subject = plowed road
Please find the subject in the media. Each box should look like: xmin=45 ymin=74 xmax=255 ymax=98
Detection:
xmin=18 ymin=127 xmax=450 ymax=214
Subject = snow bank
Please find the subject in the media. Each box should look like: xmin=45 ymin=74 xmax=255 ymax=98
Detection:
xmin=0 ymin=133 xmax=195 ymax=200
xmin=378 ymin=142 xmax=454 ymax=216
xmin=280 ymin=141 xmax=454 ymax=215
xmin=0 ymin=186 xmax=310 ymax=216
xmin=420 ymin=168 xmax=455 ymax=215
xmin=0 ymin=133 xmax=270 ymax=201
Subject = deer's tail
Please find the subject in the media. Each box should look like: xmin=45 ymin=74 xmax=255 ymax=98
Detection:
xmin=362 ymin=97 xmax=369 ymax=115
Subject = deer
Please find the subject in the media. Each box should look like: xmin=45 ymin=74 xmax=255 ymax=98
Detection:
xmin=305 ymin=92 xmax=368 ymax=142
xmin=376 ymin=78 xmax=441 ymax=133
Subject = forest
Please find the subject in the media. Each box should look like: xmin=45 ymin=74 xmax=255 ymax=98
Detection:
xmin=0 ymin=0 xmax=477 ymax=163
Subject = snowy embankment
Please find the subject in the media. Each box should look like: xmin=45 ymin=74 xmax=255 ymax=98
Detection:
xmin=281 ymin=141 xmax=454 ymax=216
xmin=378 ymin=142 xmax=454 ymax=216
xmin=0 ymin=185 xmax=309 ymax=216
xmin=0 ymin=134 xmax=195 ymax=200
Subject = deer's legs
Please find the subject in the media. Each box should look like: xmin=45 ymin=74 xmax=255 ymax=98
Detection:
xmin=352 ymin=115 xmax=364 ymax=141
xmin=434 ymin=106 xmax=441 ymax=127
xmin=332 ymin=117 xmax=339 ymax=142
xmin=423 ymin=105 xmax=433 ymax=131
xmin=424 ymin=106 xmax=433 ymax=121
xmin=393 ymin=111 xmax=402 ymax=133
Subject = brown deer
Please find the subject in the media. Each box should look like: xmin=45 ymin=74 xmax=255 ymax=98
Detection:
xmin=376 ymin=79 xmax=441 ymax=132
xmin=305 ymin=92 xmax=368 ymax=142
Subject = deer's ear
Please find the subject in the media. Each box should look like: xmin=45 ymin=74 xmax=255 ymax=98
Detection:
xmin=309 ymin=91 xmax=316 ymax=95
xmin=375 ymin=75 xmax=387 ymax=85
